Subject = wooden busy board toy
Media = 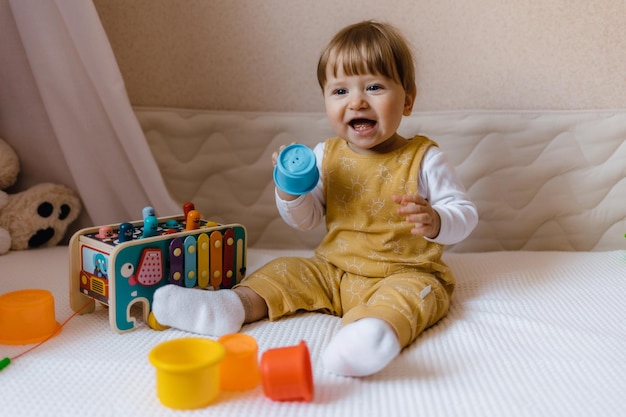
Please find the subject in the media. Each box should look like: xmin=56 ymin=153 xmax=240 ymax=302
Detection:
xmin=69 ymin=206 xmax=247 ymax=333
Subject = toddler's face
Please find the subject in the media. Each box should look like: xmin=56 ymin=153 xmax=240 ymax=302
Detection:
xmin=322 ymin=66 xmax=414 ymax=154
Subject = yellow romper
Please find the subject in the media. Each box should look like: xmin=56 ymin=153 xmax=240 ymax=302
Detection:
xmin=240 ymin=136 xmax=454 ymax=347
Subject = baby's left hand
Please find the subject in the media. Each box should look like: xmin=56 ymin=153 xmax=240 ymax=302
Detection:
xmin=392 ymin=194 xmax=441 ymax=239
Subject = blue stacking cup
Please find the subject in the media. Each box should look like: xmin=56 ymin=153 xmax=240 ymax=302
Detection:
xmin=273 ymin=144 xmax=319 ymax=195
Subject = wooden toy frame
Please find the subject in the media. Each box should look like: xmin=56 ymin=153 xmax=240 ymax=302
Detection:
xmin=69 ymin=215 xmax=247 ymax=333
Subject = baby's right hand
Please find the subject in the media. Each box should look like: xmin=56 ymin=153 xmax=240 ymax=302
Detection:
xmin=272 ymin=142 xmax=307 ymax=202
xmin=272 ymin=142 xmax=296 ymax=167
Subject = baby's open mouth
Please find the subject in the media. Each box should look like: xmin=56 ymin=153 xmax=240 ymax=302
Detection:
xmin=350 ymin=118 xmax=377 ymax=131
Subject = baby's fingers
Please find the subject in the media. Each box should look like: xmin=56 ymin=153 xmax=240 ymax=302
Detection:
xmin=272 ymin=142 xmax=297 ymax=166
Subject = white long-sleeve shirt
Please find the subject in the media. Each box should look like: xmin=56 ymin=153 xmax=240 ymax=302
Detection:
xmin=276 ymin=141 xmax=478 ymax=246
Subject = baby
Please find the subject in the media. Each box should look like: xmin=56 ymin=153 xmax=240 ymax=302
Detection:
xmin=153 ymin=20 xmax=478 ymax=377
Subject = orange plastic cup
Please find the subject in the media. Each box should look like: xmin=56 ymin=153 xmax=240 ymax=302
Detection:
xmin=260 ymin=341 xmax=314 ymax=402
xmin=0 ymin=289 xmax=61 ymax=345
xmin=218 ymin=333 xmax=261 ymax=391
xmin=148 ymin=338 xmax=225 ymax=409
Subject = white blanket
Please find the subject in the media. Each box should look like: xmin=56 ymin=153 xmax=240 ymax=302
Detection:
xmin=1 ymin=246 xmax=625 ymax=417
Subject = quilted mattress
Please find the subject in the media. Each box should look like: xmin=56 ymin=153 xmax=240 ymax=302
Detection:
xmin=136 ymin=108 xmax=626 ymax=252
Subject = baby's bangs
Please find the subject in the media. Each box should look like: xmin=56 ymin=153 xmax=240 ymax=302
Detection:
xmin=327 ymin=40 xmax=398 ymax=81
xmin=317 ymin=21 xmax=415 ymax=92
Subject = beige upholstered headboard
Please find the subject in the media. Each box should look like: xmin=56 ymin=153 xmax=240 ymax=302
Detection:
xmin=136 ymin=108 xmax=626 ymax=252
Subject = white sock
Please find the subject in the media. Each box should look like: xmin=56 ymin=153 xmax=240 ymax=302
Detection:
xmin=152 ymin=285 xmax=245 ymax=337
xmin=322 ymin=318 xmax=401 ymax=377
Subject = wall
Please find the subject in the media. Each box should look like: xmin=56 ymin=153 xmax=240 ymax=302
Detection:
xmin=94 ymin=0 xmax=625 ymax=112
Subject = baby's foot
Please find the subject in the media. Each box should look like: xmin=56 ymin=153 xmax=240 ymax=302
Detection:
xmin=322 ymin=318 xmax=401 ymax=377
xmin=152 ymin=285 xmax=245 ymax=336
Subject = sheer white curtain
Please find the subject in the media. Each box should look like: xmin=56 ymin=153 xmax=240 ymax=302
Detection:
xmin=8 ymin=0 xmax=179 ymax=225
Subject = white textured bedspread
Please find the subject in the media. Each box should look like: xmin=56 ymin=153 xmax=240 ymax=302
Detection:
xmin=1 ymin=246 xmax=625 ymax=417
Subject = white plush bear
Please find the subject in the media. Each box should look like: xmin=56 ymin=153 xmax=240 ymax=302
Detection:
xmin=0 ymin=138 xmax=81 ymax=254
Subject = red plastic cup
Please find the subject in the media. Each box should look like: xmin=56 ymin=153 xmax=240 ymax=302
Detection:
xmin=260 ymin=341 xmax=314 ymax=402
xmin=218 ymin=333 xmax=261 ymax=391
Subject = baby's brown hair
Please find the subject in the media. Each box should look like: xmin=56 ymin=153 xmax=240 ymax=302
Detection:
xmin=317 ymin=21 xmax=416 ymax=95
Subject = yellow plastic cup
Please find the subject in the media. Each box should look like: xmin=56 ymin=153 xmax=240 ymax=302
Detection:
xmin=218 ymin=333 xmax=261 ymax=391
xmin=0 ymin=289 xmax=61 ymax=345
xmin=148 ymin=338 xmax=225 ymax=409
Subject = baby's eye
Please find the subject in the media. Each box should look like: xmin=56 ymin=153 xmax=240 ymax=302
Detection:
xmin=367 ymin=84 xmax=383 ymax=92
xmin=333 ymin=88 xmax=348 ymax=96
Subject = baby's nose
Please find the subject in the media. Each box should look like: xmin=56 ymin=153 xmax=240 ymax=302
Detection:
xmin=349 ymin=93 xmax=368 ymax=110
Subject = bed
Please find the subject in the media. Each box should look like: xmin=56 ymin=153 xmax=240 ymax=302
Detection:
xmin=1 ymin=109 xmax=625 ymax=417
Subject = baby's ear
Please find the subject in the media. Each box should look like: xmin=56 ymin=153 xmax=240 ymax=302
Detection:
xmin=403 ymin=87 xmax=417 ymax=115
